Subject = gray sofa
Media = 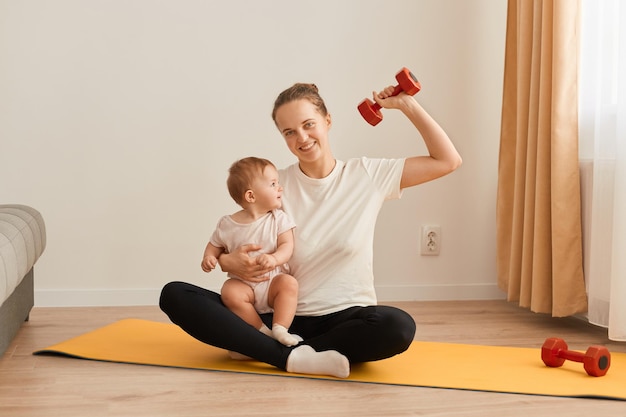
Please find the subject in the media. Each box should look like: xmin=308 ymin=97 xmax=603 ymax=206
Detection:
xmin=0 ymin=205 xmax=46 ymax=356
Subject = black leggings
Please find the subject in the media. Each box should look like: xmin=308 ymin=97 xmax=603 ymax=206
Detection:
xmin=159 ymin=281 xmax=416 ymax=371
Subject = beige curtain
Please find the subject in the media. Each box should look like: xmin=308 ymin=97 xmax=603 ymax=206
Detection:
xmin=497 ymin=0 xmax=588 ymax=317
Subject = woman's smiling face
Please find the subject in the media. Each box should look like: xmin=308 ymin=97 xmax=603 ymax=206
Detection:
xmin=274 ymin=99 xmax=332 ymax=165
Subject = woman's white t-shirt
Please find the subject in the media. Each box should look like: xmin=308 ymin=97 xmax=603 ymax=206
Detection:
xmin=279 ymin=157 xmax=405 ymax=316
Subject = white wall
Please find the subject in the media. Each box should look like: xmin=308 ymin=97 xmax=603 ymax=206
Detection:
xmin=0 ymin=0 xmax=507 ymax=306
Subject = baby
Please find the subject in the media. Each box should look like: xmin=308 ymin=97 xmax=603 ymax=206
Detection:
xmin=201 ymin=157 xmax=300 ymax=346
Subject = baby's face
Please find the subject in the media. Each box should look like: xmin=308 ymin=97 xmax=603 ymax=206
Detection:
xmin=250 ymin=165 xmax=284 ymax=210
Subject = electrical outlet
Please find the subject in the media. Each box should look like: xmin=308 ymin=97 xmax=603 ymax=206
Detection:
xmin=420 ymin=225 xmax=441 ymax=256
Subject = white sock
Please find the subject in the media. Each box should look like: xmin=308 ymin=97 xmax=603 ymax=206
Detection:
xmin=286 ymin=345 xmax=350 ymax=378
xmin=272 ymin=324 xmax=302 ymax=347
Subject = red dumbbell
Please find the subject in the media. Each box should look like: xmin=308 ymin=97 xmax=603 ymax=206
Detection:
xmin=541 ymin=337 xmax=611 ymax=377
xmin=357 ymin=67 xmax=421 ymax=126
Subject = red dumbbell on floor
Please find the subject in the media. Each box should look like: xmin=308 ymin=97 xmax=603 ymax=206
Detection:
xmin=357 ymin=67 xmax=421 ymax=126
xmin=541 ymin=337 xmax=611 ymax=377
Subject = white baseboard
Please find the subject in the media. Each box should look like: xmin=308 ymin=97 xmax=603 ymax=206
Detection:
xmin=35 ymin=283 xmax=504 ymax=307
xmin=376 ymin=283 xmax=505 ymax=302
xmin=34 ymin=288 xmax=171 ymax=307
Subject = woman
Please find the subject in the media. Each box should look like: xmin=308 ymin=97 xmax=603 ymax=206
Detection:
xmin=160 ymin=81 xmax=462 ymax=378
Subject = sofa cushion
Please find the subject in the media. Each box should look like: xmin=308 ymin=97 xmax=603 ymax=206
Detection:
xmin=0 ymin=205 xmax=46 ymax=304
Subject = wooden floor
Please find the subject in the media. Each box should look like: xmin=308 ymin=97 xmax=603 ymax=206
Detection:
xmin=1 ymin=300 xmax=625 ymax=416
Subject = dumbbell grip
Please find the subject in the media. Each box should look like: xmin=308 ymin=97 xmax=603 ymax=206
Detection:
xmin=558 ymin=349 xmax=585 ymax=363
xmin=390 ymin=84 xmax=404 ymax=97
xmin=368 ymin=85 xmax=405 ymax=113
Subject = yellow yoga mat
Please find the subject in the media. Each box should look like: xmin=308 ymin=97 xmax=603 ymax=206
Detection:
xmin=34 ymin=319 xmax=626 ymax=401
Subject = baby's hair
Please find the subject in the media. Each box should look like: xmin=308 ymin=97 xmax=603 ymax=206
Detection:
xmin=227 ymin=157 xmax=276 ymax=205
xmin=271 ymin=83 xmax=329 ymax=123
